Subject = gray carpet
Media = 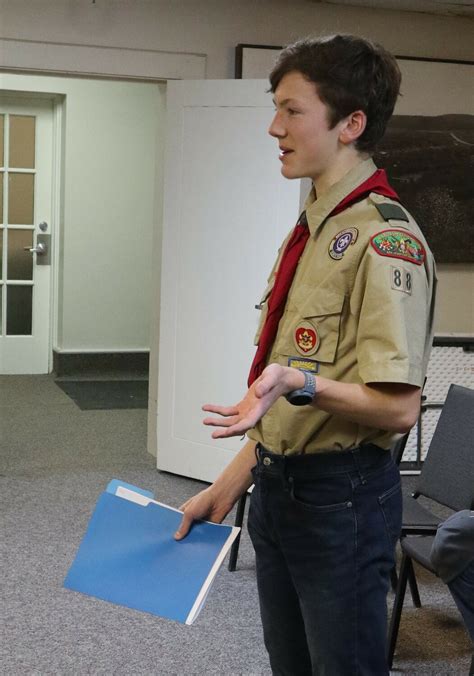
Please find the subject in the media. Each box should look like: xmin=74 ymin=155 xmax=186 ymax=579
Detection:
xmin=1 ymin=375 xmax=472 ymax=675
xmin=54 ymin=379 xmax=149 ymax=410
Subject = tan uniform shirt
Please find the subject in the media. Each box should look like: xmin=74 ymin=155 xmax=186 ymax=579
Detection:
xmin=248 ymin=158 xmax=437 ymax=455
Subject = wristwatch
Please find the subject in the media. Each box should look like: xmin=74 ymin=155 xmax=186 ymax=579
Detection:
xmin=285 ymin=369 xmax=317 ymax=406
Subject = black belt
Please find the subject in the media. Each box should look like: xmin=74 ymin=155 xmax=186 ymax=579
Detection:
xmin=256 ymin=443 xmax=391 ymax=477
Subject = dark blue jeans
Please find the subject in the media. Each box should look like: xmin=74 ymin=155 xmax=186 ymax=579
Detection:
xmin=248 ymin=444 xmax=402 ymax=676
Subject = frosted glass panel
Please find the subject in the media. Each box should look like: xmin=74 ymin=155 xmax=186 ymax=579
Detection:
xmin=6 ymin=285 xmax=32 ymax=335
xmin=8 ymin=173 xmax=34 ymax=224
xmin=9 ymin=116 xmax=35 ymax=169
xmin=0 ymin=173 xmax=3 ymax=224
xmin=0 ymin=230 xmax=3 ymax=278
xmin=8 ymin=230 xmax=33 ymax=280
xmin=0 ymin=285 xmax=2 ymax=335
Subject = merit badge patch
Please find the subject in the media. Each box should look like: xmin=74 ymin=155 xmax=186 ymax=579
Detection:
xmin=294 ymin=322 xmax=320 ymax=356
xmin=370 ymin=229 xmax=425 ymax=266
xmin=288 ymin=357 xmax=319 ymax=373
xmin=329 ymin=228 xmax=358 ymax=260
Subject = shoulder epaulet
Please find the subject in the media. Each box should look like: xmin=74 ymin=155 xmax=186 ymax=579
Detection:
xmin=373 ymin=202 xmax=409 ymax=223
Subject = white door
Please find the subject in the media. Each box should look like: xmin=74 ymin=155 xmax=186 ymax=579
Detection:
xmin=156 ymin=80 xmax=301 ymax=482
xmin=0 ymin=99 xmax=53 ymax=374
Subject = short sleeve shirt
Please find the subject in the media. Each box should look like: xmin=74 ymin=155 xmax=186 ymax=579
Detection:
xmin=248 ymin=158 xmax=437 ymax=454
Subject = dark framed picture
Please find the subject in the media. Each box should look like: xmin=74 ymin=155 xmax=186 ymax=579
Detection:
xmin=235 ymin=45 xmax=474 ymax=263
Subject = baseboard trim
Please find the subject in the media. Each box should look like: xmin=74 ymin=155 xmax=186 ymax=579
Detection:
xmin=53 ymin=350 xmax=149 ymax=377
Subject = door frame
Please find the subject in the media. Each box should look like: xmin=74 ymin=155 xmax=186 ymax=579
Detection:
xmin=0 ymin=92 xmax=63 ymax=373
xmin=1 ymin=46 xmax=204 ymax=375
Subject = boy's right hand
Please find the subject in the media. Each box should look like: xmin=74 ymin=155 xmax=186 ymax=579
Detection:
xmin=174 ymin=487 xmax=234 ymax=540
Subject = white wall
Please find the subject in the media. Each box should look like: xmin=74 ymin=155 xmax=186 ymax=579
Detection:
xmin=0 ymin=72 xmax=165 ymax=352
xmin=0 ymin=0 xmax=472 ymax=353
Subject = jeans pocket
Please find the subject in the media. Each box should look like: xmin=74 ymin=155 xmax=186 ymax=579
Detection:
xmin=378 ymin=481 xmax=402 ymax=546
xmin=289 ymin=476 xmax=353 ymax=513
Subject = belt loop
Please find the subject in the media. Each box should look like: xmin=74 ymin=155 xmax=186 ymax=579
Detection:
xmin=255 ymin=443 xmax=261 ymax=462
xmin=351 ymin=447 xmax=367 ymax=485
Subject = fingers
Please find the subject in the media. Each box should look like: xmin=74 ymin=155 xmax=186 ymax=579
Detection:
xmin=202 ymin=404 xmax=239 ymax=417
xmin=174 ymin=511 xmax=194 ymax=540
xmin=211 ymin=423 xmax=249 ymax=439
xmin=203 ymin=415 xmax=239 ymax=427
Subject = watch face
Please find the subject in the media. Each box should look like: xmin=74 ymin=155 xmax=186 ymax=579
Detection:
xmin=288 ymin=392 xmax=313 ymax=406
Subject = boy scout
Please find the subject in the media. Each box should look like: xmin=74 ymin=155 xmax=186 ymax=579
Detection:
xmin=176 ymin=34 xmax=436 ymax=675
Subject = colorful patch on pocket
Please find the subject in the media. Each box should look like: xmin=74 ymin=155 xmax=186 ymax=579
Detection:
xmin=370 ymin=229 xmax=425 ymax=265
xmin=294 ymin=322 xmax=320 ymax=356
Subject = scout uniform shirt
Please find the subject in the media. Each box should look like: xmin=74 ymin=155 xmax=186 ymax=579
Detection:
xmin=247 ymin=158 xmax=437 ymax=455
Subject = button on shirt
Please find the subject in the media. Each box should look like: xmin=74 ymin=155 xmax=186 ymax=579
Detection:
xmin=247 ymin=158 xmax=437 ymax=455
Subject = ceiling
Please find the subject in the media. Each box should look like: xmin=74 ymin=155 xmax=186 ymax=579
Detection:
xmin=309 ymin=0 xmax=474 ymax=18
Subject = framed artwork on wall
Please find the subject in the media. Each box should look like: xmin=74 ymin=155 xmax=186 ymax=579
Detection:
xmin=235 ymin=45 xmax=474 ymax=263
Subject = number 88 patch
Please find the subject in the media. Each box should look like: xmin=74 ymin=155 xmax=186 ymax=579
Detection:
xmin=391 ymin=266 xmax=412 ymax=295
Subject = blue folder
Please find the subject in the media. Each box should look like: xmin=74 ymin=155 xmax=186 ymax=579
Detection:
xmin=64 ymin=481 xmax=239 ymax=624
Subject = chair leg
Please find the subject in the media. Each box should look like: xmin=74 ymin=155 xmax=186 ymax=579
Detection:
xmin=387 ymin=552 xmax=411 ymax=669
xmin=407 ymin=562 xmax=422 ymax=608
xmin=390 ymin=565 xmax=398 ymax=592
xmin=228 ymin=492 xmax=247 ymax=572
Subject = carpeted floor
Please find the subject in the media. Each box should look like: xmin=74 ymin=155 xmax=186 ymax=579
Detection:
xmin=1 ymin=375 xmax=472 ymax=675
xmin=55 ymin=379 xmax=149 ymax=410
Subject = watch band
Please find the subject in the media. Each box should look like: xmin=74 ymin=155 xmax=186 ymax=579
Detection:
xmin=285 ymin=369 xmax=317 ymax=406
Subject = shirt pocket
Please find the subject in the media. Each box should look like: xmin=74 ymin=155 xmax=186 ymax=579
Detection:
xmin=274 ymin=287 xmax=345 ymax=364
xmin=253 ymin=277 xmax=275 ymax=346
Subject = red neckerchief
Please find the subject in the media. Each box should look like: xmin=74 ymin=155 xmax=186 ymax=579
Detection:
xmin=330 ymin=168 xmax=399 ymax=217
xmin=247 ymin=168 xmax=399 ymax=387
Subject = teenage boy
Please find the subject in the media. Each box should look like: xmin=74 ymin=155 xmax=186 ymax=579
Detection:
xmin=175 ymin=34 xmax=437 ymax=675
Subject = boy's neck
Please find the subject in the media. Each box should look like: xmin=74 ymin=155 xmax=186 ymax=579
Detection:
xmin=313 ymin=149 xmax=370 ymax=198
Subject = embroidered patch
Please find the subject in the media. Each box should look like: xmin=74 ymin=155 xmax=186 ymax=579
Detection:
xmin=294 ymin=322 xmax=320 ymax=356
xmin=288 ymin=356 xmax=319 ymax=373
xmin=329 ymin=228 xmax=359 ymax=260
xmin=371 ymin=229 xmax=425 ymax=265
xmin=391 ymin=266 xmax=413 ymax=295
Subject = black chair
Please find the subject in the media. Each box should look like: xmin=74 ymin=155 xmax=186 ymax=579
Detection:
xmin=387 ymin=384 xmax=474 ymax=669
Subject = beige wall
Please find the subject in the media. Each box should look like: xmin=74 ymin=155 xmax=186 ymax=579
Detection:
xmin=1 ymin=0 xmax=472 ymax=339
xmin=0 ymin=0 xmax=473 ymax=77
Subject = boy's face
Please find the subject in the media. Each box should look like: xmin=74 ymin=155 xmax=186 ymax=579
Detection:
xmin=269 ymin=71 xmax=346 ymax=184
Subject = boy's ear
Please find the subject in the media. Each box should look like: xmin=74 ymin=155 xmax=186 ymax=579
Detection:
xmin=339 ymin=110 xmax=367 ymax=145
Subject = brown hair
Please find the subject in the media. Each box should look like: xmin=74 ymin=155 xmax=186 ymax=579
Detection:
xmin=269 ymin=34 xmax=401 ymax=153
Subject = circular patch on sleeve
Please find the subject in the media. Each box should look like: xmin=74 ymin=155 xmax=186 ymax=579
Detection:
xmin=370 ymin=229 xmax=425 ymax=265
xmin=294 ymin=321 xmax=320 ymax=355
xmin=329 ymin=228 xmax=359 ymax=260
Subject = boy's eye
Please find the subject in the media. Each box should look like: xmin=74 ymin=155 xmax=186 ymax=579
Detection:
xmin=288 ymin=108 xmax=298 ymax=116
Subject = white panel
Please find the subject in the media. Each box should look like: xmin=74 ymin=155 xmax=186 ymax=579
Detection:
xmin=157 ymin=80 xmax=301 ymax=482
xmin=0 ymin=39 xmax=206 ymax=81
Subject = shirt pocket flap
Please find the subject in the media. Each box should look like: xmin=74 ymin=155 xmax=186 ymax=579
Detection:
xmin=275 ymin=289 xmax=345 ymax=364
xmin=295 ymin=288 xmax=345 ymax=319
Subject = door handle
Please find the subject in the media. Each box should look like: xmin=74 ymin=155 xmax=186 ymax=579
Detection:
xmin=24 ymin=242 xmax=47 ymax=255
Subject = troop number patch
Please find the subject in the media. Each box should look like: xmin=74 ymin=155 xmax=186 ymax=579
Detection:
xmin=391 ymin=266 xmax=413 ymax=295
xmin=371 ymin=229 xmax=425 ymax=265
